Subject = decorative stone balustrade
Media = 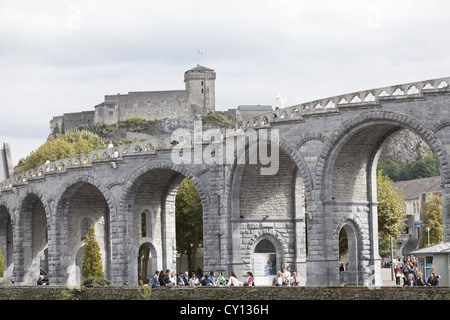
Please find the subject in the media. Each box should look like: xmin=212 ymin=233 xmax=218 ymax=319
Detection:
xmin=236 ymin=77 xmax=450 ymax=129
xmin=0 ymin=137 xmax=174 ymax=191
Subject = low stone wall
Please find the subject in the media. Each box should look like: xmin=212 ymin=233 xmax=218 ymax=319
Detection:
xmin=0 ymin=286 xmax=448 ymax=300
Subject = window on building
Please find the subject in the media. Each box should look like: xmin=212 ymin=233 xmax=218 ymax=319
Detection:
xmin=141 ymin=212 xmax=147 ymax=237
xmin=109 ymin=111 xmax=113 ymax=116
xmin=81 ymin=218 xmax=93 ymax=240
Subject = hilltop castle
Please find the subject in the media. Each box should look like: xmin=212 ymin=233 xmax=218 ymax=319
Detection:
xmin=49 ymin=65 xmax=217 ymax=134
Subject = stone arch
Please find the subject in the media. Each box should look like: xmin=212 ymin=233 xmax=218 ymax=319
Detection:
xmin=295 ymin=132 xmax=328 ymax=150
xmin=118 ymin=161 xmax=210 ymax=285
xmin=228 ymin=133 xmax=309 ymax=281
xmin=336 ymin=218 xmax=364 ymax=286
xmin=432 ymin=120 xmax=450 ymax=134
xmin=56 ymin=175 xmax=116 ymax=212
xmin=315 ymin=111 xmax=450 ymax=195
xmin=119 ymin=161 xmax=209 ymax=214
xmin=246 ymin=228 xmax=289 ymax=257
xmin=136 ymin=240 xmax=159 ymax=284
xmin=244 ymin=229 xmax=290 ymax=285
xmin=229 ymin=133 xmax=313 ymax=216
xmin=295 ymin=133 xmax=327 ymax=177
xmin=19 ymin=187 xmax=51 ymax=223
xmin=309 ymin=110 xmax=449 ymax=286
xmin=16 ymin=189 xmax=50 ymax=285
xmin=53 ymin=175 xmax=114 ymax=286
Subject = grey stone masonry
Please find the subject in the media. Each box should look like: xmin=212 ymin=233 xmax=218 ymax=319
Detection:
xmin=1 ymin=76 xmax=450 ymax=287
xmin=49 ymin=65 xmax=216 ymax=133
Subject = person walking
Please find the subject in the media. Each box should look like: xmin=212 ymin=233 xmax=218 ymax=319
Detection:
xmin=394 ymin=264 xmax=403 ymax=286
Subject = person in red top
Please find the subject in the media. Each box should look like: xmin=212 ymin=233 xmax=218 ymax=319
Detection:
xmin=290 ymin=272 xmax=299 ymax=286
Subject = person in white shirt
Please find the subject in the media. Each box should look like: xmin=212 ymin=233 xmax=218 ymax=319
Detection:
xmin=274 ymin=271 xmax=284 ymax=286
xmin=227 ymin=272 xmax=241 ymax=286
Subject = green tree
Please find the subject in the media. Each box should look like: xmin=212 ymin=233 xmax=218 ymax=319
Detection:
xmin=60 ymin=129 xmax=106 ymax=151
xmin=377 ymin=170 xmax=407 ymax=257
xmin=0 ymin=249 xmax=4 ymax=278
xmin=419 ymin=194 xmax=443 ymax=248
xmin=377 ymin=153 xmax=439 ymax=182
xmin=175 ymin=178 xmax=203 ymax=273
xmin=15 ymin=130 xmax=106 ymax=173
xmin=82 ymin=225 xmax=104 ymax=280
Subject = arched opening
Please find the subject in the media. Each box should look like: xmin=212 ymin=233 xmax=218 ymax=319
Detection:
xmin=318 ymin=112 xmax=448 ymax=286
xmin=122 ymin=166 xmax=205 ymax=285
xmin=57 ymin=182 xmax=111 ymax=286
xmin=0 ymin=205 xmax=13 ymax=280
xmin=253 ymin=239 xmax=277 ymax=286
xmin=231 ymin=143 xmax=307 ymax=284
xmin=137 ymin=242 xmax=157 ymax=285
xmin=19 ymin=194 xmax=48 ymax=285
xmin=377 ymin=129 xmax=442 ymax=261
xmin=175 ymin=178 xmax=204 ymax=276
xmin=338 ymin=223 xmax=359 ymax=286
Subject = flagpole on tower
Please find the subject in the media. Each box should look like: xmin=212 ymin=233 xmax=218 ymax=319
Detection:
xmin=197 ymin=49 xmax=202 ymax=65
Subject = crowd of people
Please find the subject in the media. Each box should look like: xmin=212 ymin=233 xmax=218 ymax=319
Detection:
xmin=147 ymin=266 xmax=302 ymax=288
xmin=392 ymin=255 xmax=440 ymax=287
xmin=271 ymin=266 xmax=300 ymax=286
xmin=148 ymin=266 xmax=255 ymax=288
xmin=338 ymin=255 xmax=441 ymax=287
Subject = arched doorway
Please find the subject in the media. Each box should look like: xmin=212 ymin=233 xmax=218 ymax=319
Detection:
xmin=253 ymin=239 xmax=277 ymax=286
xmin=137 ymin=242 xmax=157 ymax=285
xmin=338 ymin=223 xmax=359 ymax=285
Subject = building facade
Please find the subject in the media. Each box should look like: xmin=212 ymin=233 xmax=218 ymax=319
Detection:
xmin=393 ymin=176 xmax=441 ymax=255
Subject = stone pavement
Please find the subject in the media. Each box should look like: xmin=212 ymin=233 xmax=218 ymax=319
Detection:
xmin=381 ymin=267 xmax=397 ymax=286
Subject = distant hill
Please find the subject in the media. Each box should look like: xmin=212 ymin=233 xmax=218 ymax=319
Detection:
xmin=378 ymin=129 xmax=439 ymax=182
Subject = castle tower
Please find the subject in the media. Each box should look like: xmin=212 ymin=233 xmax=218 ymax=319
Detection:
xmin=184 ymin=65 xmax=216 ymax=113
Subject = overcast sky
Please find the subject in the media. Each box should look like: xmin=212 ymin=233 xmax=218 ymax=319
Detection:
xmin=1 ymin=0 xmax=450 ymax=165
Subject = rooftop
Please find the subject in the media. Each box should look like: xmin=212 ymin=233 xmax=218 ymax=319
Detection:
xmin=393 ymin=176 xmax=441 ymax=200
xmin=185 ymin=64 xmax=215 ymax=73
xmin=412 ymin=242 xmax=450 ymax=254
xmin=238 ymin=105 xmax=273 ymax=111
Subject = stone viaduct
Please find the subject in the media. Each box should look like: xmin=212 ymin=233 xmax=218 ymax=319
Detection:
xmin=1 ymin=77 xmax=449 ymax=287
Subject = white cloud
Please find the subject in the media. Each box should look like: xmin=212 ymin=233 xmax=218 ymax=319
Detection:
xmin=1 ymin=0 xmax=450 ymax=165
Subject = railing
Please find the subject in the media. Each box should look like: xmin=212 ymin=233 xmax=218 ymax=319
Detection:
xmin=235 ymin=77 xmax=450 ymax=129
xmin=0 ymin=137 xmax=175 ymax=191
